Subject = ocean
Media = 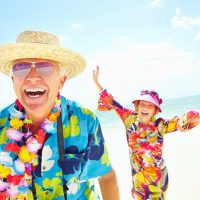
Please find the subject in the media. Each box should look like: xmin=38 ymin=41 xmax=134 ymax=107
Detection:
xmin=95 ymin=95 xmax=200 ymax=200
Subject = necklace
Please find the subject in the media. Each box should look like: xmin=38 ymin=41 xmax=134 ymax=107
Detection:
xmin=0 ymin=95 xmax=61 ymax=199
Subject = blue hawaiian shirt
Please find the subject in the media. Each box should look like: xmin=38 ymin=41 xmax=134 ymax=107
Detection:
xmin=0 ymin=96 xmax=112 ymax=200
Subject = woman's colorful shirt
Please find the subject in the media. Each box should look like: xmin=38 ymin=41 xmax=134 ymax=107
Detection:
xmin=98 ymin=89 xmax=198 ymax=199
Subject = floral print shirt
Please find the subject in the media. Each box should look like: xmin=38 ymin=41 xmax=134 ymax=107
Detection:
xmin=98 ymin=90 xmax=198 ymax=183
xmin=0 ymin=96 xmax=112 ymax=200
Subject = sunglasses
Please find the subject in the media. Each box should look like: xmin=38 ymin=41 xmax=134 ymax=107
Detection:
xmin=12 ymin=61 xmax=57 ymax=78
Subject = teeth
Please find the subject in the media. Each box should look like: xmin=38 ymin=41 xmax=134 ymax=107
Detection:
xmin=25 ymin=88 xmax=45 ymax=92
xmin=25 ymin=88 xmax=46 ymax=98
xmin=141 ymin=112 xmax=148 ymax=116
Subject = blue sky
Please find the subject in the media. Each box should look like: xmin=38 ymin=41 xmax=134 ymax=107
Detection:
xmin=0 ymin=0 xmax=200 ymax=108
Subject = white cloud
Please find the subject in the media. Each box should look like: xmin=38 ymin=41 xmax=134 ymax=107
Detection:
xmin=57 ymin=24 xmax=83 ymax=46
xmin=83 ymin=38 xmax=200 ymax=106
xmin=148 ymin=0 xmax=163 ymax=8
xmin=171 ymin=8 xmax=200 ymax=29
xmin=194 ymin=30 xmax=200 ymax=41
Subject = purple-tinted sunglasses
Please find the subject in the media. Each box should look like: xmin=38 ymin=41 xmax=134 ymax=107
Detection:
xmin=12 ymin=61 xmax=57 ymax=78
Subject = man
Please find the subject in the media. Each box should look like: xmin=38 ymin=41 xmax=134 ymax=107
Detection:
xmin=0 ymin=30 xmax=119 ymax=200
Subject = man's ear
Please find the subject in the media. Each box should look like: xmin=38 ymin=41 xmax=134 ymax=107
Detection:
xmin=59 ymin=75 xmax=67 ymax=90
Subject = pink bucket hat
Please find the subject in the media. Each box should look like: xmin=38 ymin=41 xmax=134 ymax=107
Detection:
xmin=132 ymin=90 xmax=162 ymax=112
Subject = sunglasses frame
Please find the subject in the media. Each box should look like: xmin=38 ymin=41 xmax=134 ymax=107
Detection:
xmin=12 ymin=60 xmax=58 ymax=78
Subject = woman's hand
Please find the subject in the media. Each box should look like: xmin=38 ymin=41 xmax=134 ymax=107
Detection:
xmin=93 ymin=65 xmax=99 ymax=84
xmin=93 ymin=65 xmax=104 ymax=92
xmin=177 ymin=111 xmax=200 ymax=131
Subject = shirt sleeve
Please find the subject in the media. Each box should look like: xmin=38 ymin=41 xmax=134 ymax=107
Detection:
xmin=98 ymin=89 xmax=134 ymax=123
xmin=157 ymin=110 xmax=200 ymax=135
xmin=176 ymin=110 xmax=200 ymax=132
xmin=80 ymin=109 xmax=112 ymax=180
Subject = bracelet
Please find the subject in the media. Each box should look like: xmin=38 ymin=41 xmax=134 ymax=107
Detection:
xmin=99 ymin=88 xmax=105 ymax=94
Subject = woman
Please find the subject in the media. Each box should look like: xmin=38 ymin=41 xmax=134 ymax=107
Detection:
xmin=93 ymin=65 xmax=200 ymax=200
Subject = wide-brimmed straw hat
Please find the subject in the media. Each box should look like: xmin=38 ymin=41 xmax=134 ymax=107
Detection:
xmin=132 ymin=90 xmax=162 ymax=112
xmin=0 ymin=30 xmax=86 ymax=79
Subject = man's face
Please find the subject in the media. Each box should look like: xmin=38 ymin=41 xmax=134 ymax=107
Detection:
xmin=12 ymin=58 xmax=66 ymax=115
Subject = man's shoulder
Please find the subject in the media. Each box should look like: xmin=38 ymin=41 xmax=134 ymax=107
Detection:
xmin=0 ymin=104 xmax=13 ymax=117
xmin=61 ymin=96 xmax=97 ymax=119
xmin=0 ymin=104 xmax=13 ymax=129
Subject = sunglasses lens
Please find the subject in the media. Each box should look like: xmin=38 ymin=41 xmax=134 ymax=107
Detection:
xmin=12 ymin=62 xmax=32 ymax=77
xmin=35 ymin=62 xmax=55 ymax=76
xmin=12 ymin=61 xmax=56 ymax=77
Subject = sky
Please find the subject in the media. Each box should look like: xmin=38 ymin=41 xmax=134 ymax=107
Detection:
xmin=0 ymin=0 xmax=200 ymax=109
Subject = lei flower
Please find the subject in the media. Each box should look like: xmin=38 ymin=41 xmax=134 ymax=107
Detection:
xmin=0 ymin=94 xmax=61 ymax=199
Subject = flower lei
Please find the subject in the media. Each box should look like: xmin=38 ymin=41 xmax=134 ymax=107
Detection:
xmin=128 ymin=116 xmax=158 ymax=150
xmin=0 ymin=94 xmax=61 ymax=199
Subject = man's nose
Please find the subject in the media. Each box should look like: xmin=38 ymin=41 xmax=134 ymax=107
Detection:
xmin=26 ymin=67 xmax=41 ymax=80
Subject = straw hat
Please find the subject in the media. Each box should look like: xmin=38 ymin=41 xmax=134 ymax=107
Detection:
xmin=0 ymin=30 xmax=86 ymax=79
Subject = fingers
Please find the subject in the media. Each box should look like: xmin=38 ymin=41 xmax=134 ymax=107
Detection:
xmin=94 ymin=65 xmax=99 ymax=73
xmin=96 ymin=65 xmax=99 ymax=76
xmin=93 ymin=65 xmax=100 ymax=77
xmin=93 ymin=69 xmax=97 ymax=77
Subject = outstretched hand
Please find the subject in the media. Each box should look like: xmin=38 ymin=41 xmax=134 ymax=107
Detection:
xmin=93 ymin=65 xmax=99 ymax=84
xmin=177 ymin=111 xmax=200 ymax=131
xmin=93 ymin=65 xmax=103 ymax=92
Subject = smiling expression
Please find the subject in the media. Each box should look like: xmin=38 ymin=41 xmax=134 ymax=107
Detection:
xmin=137 ymin=100 xmax=157 ymax=124
xmin=12 ymin=58 xmax=66 ymax=118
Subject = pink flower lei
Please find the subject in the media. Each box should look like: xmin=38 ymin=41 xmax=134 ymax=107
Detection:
xmin=0 ymin=94 xmax=61 ymax=199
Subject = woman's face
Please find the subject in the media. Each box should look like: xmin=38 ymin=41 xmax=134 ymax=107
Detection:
xmin=12 ymin=58 xmax=66 ymax=117
xmin=137 ymin=100 xmax=157 ymax=124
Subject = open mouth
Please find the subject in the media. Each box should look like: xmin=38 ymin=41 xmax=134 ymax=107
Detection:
xmin=25 ymin=88 xmax=46 ymax=98
xmin=141 ymin=111 xmax=149 ymax=117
